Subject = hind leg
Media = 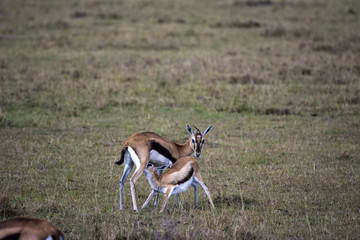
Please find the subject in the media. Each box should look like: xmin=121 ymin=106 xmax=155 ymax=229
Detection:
xmin=129 ymin=165 xmax=146 ymax=212
xmin=127 ymin=147 xmax=149 ymax=212
xmin=194 ymin=173 xmax=215 ymax=209
xmin=141 ymin=189 xmax=155 ymax=210
xmin=119 ymin=153 xmax=134 ymax=210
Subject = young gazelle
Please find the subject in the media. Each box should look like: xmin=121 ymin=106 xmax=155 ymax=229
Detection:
xmin=115 ymin=124 xmax=212 ymax=211
xmin=141 ymin=156 xmax=215 ymax=213
xmin=0 ymin=216 xmax=64 ymax=240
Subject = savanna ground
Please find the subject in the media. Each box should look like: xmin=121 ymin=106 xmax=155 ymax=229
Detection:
xmin=0 ymin=0 xmax=359 ymax=239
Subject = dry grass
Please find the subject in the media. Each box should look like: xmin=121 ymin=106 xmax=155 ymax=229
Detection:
xmin=0 ymin=0 xmax=359 ymax=239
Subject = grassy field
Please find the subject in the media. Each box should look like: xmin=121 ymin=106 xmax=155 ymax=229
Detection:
xmin=0 ymin=0 xmax=359 ymax=239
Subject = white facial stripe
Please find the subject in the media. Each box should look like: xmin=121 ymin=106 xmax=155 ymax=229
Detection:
xmin=45 ymin=236 xmax=54 ymax=240
xmin=194 ymin=134 xmax=203 ymax=149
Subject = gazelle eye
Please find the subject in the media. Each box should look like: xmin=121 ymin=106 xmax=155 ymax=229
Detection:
xmin=192 ymin=139 xmax=195 ymax=144
xmin=201 ymin=139 xmax=205 ymax=144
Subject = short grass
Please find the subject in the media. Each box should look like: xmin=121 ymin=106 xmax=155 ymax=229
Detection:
xmin=0 ymin=0 xmax=359 ymax=239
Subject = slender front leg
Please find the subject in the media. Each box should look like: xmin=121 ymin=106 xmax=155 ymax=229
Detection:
xmin=160 ymin=186 xmax=174 ymax=213
xmin=142 ymin=189 xmax=155 ymax=210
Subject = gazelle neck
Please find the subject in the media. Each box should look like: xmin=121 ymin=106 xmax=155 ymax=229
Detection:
xmin=145 ymin=171 xmax=162 ymax=190
xmin=177 ymin=138 xmax=194 ymax=157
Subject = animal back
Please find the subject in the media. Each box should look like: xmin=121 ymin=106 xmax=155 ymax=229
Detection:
xmin=161 ymin=160 xmax=194 ymax=186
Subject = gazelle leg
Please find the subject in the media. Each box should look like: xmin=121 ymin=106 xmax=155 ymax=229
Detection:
xmin=119 ymin=155 xmax=134 ymax=210
xmin=127 ymin=147 xmax=149 ymax=212
xmin=194 ymin=174 xmax=215 ymax=209
xmin=129 ymin=164 xmax=146 ymax=212
xmin=153 ymin=168 xmax=163 ymax=207
xmin=160 ymin=186 xmax=174 ymax=213
xmin=192 ymin=182 xmax=198 ymax=207
xmin=176 ymin=194 xmax=182 ymax=208
xmin=154 ymin=193 xmax=159 ymax=206
xmin=141 ymin=189 xmax=155 ymax=210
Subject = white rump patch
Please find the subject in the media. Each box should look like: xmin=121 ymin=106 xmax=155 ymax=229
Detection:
xmin=127 ymin=146 xmax=141 ymax=171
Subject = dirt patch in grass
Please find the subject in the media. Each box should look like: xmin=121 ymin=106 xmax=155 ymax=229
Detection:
xmin=264 ymin=108 xmax=292 ymax=115
xmin=233 ymin=0 xmax=272 ymax=7
xmin=310 ymin=33 xmax=360 ymax=53
xmin=71 ymin=11 xmax=88 ymax=18
xmin=261 ymin=23 xmax=311 ymax=38
xmin=211 ymin=20 xmax=261 ymax=29
xmin=157 ymin=15 xmax=186 ymax=24
xmin=228 ymin=74 xmax=265 ymax=85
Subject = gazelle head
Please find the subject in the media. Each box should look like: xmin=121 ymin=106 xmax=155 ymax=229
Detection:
xmin=186 ymin=124 xmax=212 ymax=157
xmin=144 ymin=163 xmax=155 ymax=175
xmin=145 ymin=163 xmax=168 ymax=175
xmin=144 ymin=163 xmax=170 ymax=173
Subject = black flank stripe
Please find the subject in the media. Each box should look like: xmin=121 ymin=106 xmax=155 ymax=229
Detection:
xmin=178 ymin=168 xmax=194 ymax=184
xmin=150 ymin=141 xmax=177 ymax=163
xmin=2 ymin=233 xmax=21 ymax=240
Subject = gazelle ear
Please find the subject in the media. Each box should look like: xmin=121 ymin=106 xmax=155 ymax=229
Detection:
xmin=186 ymin=124 xmax=194 ymax=135
xmin=156 ymin=165 xmax=168 ymax=171
xmin=203 ymin=125 xmax=213 ymax=136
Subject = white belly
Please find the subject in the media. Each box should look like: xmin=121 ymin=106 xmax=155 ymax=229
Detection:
xmin=156 ymin=177 xmax=193 ymax=195
xmin=149 ymin=150 xmax=173 ymax=168
xmin=173 ymin=177 xmax=194 ymax=195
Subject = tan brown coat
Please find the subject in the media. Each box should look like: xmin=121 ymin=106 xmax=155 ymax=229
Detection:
xmin=0 ymin=216 xmax=64 ymax=240
xmin=116 ymin=124 xmax=212 ymax=211
xmin=142 ymin=156 xmax=215 ymax=213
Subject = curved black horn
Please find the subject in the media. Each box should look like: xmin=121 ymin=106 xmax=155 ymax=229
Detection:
xmin=194 ymin=126 xmax=200 ymax=133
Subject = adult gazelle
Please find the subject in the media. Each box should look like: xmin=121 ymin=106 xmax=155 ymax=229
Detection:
xmin=116 ymin=124 xmax=212 ymax=211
